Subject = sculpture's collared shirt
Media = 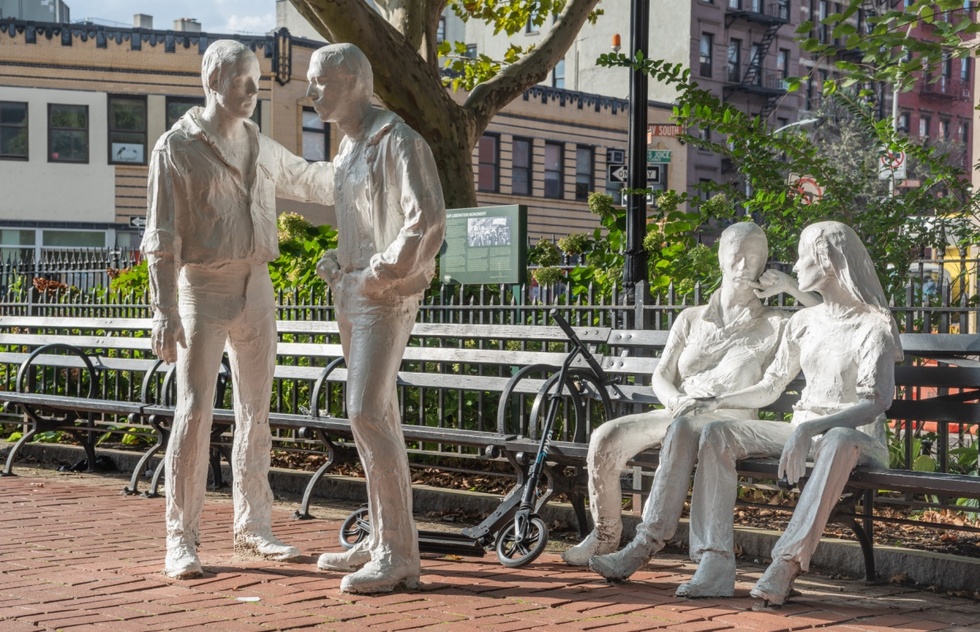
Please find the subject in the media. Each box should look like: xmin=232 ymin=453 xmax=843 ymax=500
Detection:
xmin=143 ymin=107 xmax=333 ymax=267
xmin=333 ymin=109 xmax=446 ymax=298
xmin=761 ymin=304 xmax=900 ymax=446
xmin=660 ymin=292 xmax=787 ymax=410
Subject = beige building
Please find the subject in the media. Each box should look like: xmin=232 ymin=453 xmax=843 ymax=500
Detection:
xmin=0 ymin=16 xmax=335 ymax=262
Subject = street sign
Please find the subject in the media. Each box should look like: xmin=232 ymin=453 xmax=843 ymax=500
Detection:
xmin=788 ymin=173 xmax=824 ymax=204
xmin=129 ymin=216 xmax=147 ymax=229
xmin=878 ymin=149 xmax=907 ymax=181
xmin=607 ymin=163 xmax=629 ymax=183
xmin=647 ymin=124 xmax=684 ymax=138
xmin=646 ymin=165 xmax=661 ymax=184
xmin=647 ymin=149 xmax=672 ymax=163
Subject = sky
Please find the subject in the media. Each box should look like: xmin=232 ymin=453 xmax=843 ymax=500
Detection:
xmin=65 ymin=0 xmax=277 ymax=35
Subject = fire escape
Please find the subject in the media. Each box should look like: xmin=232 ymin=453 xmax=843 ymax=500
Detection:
xmin=722 ymin=0 xmax=791 ymax=122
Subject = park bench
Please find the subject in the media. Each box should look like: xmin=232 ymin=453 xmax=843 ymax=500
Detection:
xmin=502 ymin=327 xmax=980 ymax=582
xmin=1 ymin=314 xmax=978 ymax=583
xmin=0 ymin=315 xmax=611 ymax=508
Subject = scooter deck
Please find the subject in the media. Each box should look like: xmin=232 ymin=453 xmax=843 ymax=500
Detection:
xmin=418 ymin=529 xmax=486 ymax=557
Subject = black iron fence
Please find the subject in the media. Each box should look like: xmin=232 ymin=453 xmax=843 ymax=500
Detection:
xmin=1 ymin=246 xmax=978 ymax=334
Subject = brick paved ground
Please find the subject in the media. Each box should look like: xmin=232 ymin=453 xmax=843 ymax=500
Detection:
xmin=1 ymin=470 xmax=978 ymax=631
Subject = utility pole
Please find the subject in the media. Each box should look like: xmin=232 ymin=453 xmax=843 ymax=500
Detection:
xmin=622 ymin=0 xmax=650 ymax=312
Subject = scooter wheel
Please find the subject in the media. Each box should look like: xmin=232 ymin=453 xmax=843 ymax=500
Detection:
xmin=494 ymin=515 xmax=548 ymax=568
xmin=339 ymin=506 xmax=371 ymax=550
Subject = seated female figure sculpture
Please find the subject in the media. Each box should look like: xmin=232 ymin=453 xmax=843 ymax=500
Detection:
xmin=593 ymin=221 xmax=902 ymax=604
xmin=562 ymin=222 xmax=816 ymax=566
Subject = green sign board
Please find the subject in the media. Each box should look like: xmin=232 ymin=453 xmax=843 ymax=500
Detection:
xmin=647 ymin=149 xmax=672 ymax=163
xmin=441 ymin=205 xmax=527 ymax=285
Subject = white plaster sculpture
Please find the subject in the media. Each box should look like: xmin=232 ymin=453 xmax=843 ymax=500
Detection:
xmin=563 ymin=222 xmax=815 ymax=567
xmin=592 ymin=221 xmax=902 ymax=605
xmin=308 ymin=43 xmax=447 ymax=594
xmin=142 ymin=40 xmax=333 ymax=580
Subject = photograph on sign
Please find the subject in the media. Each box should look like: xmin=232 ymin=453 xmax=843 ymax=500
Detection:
xmin=442 ymin=205 xmax=527 ymax=285
xmin=467 ymin=217 xmax=512 ymax=247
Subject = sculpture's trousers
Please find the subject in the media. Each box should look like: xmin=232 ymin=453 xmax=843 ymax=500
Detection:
xmin=586 ymin=411 xmax=672 ymax=540
xmin=631 ymin=415 xmax=729 ymax=548
xmin=164 ymin=262 xmax=278 ymax=549
xmin=690 ymin=417 xmax=884 ymax=570
xmin=335 ymin=278 xmax=420 ymax=565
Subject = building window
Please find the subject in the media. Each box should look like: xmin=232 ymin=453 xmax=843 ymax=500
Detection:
xmin=699 ymin=126 xmax=712 ymax=142
xmin=526 ymin=8 xmax=540 ymax=34
xmin=166 ymin=96 xmax=205 ymax=128
xmin=107 ymin=95 xmax=147 ymax=165
xmin=729 ymin=0 xmax=741 ymax=8
xmin=301 ymin=108 xmax=330 ymax=161
xmin=750 ymin=43 xmax=762 ymax=85
xmin=898 ymin=112 xmax=910 ymax=133
xmin=727 ymin=39 xmax=741 ymax=82
xmin=48 ymin=104 xmax=88 ymax=163
xmin=552 ymin=58 xmax=566 ymax=89
xmin=961 ymin=56 xmax=971 ymax=82
xmin=699 ymin=33 xmax=714 ymax=77
xmin=574 ymin=146 xmax=593 ymax=201
xmin=0 ymin=101 xmax=28 ymax=160
xmin=478 ymin=134 xmax=500 ymax=193
xmin=961 ymin=122 xmax=970 ymax=145
xmin=437 ymin=16 xmax=446 ymax=44
xmin=465 ymin=44 xmax=477 ymax=58
xmin=919 ymin=115 xmax=930 ymax=139
xmin=805 ymin=75 xmax=815 ymax=109
xmin=778 ymin=48 xmax=790 ymax=83
xmin=512 ymin=137 xmax=532 ymax=196
xmin=544 ymin=141 xmax=563 ymax=199
xmin=940 ymin=119 xmax=951 ymax=140
xmin=818 ymin=1 xmax=829 ymax=43
xmin=0 ymin=228 xmax=35 ymax=264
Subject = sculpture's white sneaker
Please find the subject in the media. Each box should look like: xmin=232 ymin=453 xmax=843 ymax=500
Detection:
xmin=588 ymin=535 xmax=663 ymax=581
xmin=750 ymin=558 xmax=801 ymax=605
xmin=676 ymin=552 xmax=736 ymax=598
xmin=561 ymin=527 xmax=621 ymax=566
xmin=233 ymin=532 xmax=301 ymax=561
xmin=339 ymin=558 xmax=421 ymax=594
xmin=165 ymin=544 xmax=203 ymax=579
xmin=317 ymin=546 xmax=372 ymax=572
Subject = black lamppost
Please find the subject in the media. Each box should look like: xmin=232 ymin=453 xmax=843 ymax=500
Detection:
xmin=622 ymin=0 xmax=649 ymax=309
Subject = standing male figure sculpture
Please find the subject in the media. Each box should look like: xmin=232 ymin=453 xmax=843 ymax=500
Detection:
xmin=143 ymin=39 xmax=332 ymax=579
xmin=308 ymin=43 xmax=447 ymax=594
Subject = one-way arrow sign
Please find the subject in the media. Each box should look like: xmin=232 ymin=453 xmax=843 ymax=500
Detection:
xmin=129 ymin=216 xmax=147 ymax=229
xmin=607 ymin=164 xmax=629 ymax=183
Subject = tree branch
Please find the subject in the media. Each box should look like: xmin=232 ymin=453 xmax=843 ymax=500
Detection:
xmin=288 ymin=0 xmax=472 ymax=144
xmin=464 ymin=0 xmax=601 ymax=128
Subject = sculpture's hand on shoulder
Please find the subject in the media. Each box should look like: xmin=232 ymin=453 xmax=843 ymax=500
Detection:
xmin=151 ymin=312 xmax=186 ymax=364
xmin=671 ymin=395 xmax=717 ymax=418
xmin=750 ymin=269 xmax=798 ymax=300
xmin=778 ymin=425 xmax=813 ymax=486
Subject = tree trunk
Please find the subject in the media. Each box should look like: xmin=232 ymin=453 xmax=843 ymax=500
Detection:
xmin=289 ymin=0 xmax=599 ymax=210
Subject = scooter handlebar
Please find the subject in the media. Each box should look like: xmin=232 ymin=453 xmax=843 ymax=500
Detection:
xmin=548 ymin=308 xmax=606 ymax=381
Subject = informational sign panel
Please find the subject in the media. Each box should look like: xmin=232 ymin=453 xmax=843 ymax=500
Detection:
xmin=441 ymin=205 xmax=527 ymax=285
xmin=646 ymin=149 xmax=672 ymax=163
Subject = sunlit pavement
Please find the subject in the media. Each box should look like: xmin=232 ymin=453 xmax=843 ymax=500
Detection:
xmin=1 ymin=470 xmax=978 ymax=631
